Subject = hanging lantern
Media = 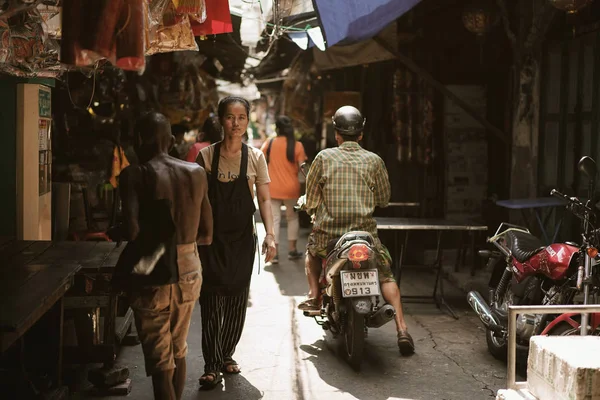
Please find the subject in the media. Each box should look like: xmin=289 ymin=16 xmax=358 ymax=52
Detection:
xmin=462 ymin=1 xmax=499 ymax=37
xmin=548 ymin=0 xmax=593 ymax=14
xmin=462 ymin=1 xmax=499 ymax=64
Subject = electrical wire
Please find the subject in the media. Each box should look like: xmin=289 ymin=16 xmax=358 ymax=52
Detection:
xmin=65 ymin=61 xmax=98 ymax=111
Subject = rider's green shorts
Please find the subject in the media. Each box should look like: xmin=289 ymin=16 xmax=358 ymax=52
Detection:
xmin=306 ymin=233 xmax=396 ymax=284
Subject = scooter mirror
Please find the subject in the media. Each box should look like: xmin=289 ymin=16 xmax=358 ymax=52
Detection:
xmin=578 ymin=156 xmax=597 ymax=181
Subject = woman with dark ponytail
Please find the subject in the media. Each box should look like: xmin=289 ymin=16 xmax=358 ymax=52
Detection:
xmin=260 ymin=115 xmax=307 ymax=264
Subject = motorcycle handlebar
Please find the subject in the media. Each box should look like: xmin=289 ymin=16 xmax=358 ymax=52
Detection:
xmin=550 ymin=189 xmax=570 ymax=201
xmin=551 ymin=189 xmax=593 ymax=218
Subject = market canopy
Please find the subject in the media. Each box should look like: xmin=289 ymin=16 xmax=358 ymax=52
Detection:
xmin=312 ymin=0 xmax=422 ymax=48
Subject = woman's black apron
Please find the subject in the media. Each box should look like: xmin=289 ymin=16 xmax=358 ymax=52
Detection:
xmin=199 ymin=143 xmax=257 ymax=295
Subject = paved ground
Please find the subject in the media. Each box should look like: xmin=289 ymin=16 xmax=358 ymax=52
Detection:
xmin=76 ymin=224 xmax=516 ymax=400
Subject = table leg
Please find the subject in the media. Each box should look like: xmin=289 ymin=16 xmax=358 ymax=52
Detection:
xmin=57 ymin=297 xmax=64 ymax=386
xmin=432 ymin=231 xmax=459 ymax=320
xmin=432 ymin=231 xmax=443 ymax=299
xmin=454 ymin=231 xmax=464 ymax=272
xmin=534 ymin=208 xmax=550 ymax=244
xmin=103 ymin=294 xmax=118 ymax=367
xmin=394 ymin=231 xmax=408 ymax=285
xmin=552 ymin=207 xmax=565 ymax=243
xmin=470 ymin=232 xmax=477 ymax=276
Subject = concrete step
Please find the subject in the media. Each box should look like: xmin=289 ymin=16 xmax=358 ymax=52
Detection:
xmin=527 ymin=336 xmax=600 ymax=400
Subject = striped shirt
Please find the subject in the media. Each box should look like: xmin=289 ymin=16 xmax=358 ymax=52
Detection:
xmin=305 ymin=141 xmax=391 ymax=249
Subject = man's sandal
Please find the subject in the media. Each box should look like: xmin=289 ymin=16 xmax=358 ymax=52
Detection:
xmin=298 ymin=298 xmax=319 ymax=311
xmin=222 ymin=359 xmax=241 ymax=374
xmin=397 ymin=330 xmax=415 ymax=356
xmin=198 ymin=371 xmax=222 ymax=390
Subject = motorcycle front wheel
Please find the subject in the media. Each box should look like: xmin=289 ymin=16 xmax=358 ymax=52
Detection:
xmin=341 ymin=300 xmax=365 ymax=371
xmin=486 ymin=328 xmax=507 ymax=361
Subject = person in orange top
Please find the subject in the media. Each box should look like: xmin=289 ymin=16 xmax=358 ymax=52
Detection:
xmin=261 ymin=116 xmax=307 ymax=263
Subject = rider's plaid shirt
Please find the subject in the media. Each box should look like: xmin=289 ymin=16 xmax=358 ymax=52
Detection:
xmin=305 ymin=141 xmax=391 ymax=250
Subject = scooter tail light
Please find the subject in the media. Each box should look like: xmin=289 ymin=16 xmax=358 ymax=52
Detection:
xmin=348 ymin=244 xmax=370 ymax=262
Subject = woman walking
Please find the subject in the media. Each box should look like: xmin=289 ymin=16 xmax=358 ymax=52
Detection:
xmin=195 ymin=96 xmax=276 ymax=389
xmin=260 ymin=116 xmax=307 ymax=263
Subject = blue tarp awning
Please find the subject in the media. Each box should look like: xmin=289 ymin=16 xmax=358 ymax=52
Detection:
xmin=312 ymin=0 xmax=422 ymax=48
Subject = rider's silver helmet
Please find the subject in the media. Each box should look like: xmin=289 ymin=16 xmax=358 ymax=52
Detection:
xmin=332 ymin=106 xmax=365 ymax=136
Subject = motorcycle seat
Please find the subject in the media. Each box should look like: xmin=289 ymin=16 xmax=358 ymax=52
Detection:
xmin=505 ymin=230 xmax=545 ymax=263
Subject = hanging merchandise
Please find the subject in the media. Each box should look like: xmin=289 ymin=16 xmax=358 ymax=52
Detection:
xmin=38 ymin=3 xmax=61 ymax=38
xmin=173 ymin=0 xmax=206 ymax=23
xmin=60 ymin=0 xmax=88 ymax=66
xmin=0 ymin=0 xmax=45 ymax=19
xmin=61 ymin=0 xmax=119 ymax=67
xmin=190 ymin=0 xmax=232 ymax=36
xmin=145 ymin=13 xmax=198 ymax=55
xmin=0 ymin=8 xmax=61 ymax=77
xmin=61 ymin=0 xmax=148 ymax=72
xmin=116 ymin=0 xmax=146 ymax=71
xmin=148 ymin=0 xmax=171 ymax=38
xmin=84 ymin=0 xmax=124 ymax=62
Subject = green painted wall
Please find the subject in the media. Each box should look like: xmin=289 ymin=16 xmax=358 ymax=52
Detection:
xmin=0 ymin=77 xmax=55 ymax=236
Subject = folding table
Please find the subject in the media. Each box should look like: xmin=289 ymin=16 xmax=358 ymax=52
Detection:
xmin=376 ymin=217 xmax=488 ymax=319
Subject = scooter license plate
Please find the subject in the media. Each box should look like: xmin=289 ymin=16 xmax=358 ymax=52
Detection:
xmin=340 ymin=269 xmax=380 ymax=297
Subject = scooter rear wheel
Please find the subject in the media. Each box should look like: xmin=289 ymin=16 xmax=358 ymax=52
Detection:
xmin=342 ymin=300 xmax=365 ymax=371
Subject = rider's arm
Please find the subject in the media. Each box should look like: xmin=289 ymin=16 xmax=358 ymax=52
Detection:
xmin=373 ymin=157 xmax=391 ymax=208
xmin=305 ymin=153 xmax=323 ymax=212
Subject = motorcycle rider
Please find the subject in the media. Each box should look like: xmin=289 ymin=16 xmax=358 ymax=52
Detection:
xmin=298 ymin=106 xmax=414 ymax=355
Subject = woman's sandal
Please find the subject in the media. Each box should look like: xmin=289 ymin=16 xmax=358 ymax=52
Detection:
xmin=198 ymin=371 xmax=223 ymax=390
xmin=222 ymin=359 xmax=241 ymax=374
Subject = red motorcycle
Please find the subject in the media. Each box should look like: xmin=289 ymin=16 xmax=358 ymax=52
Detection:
xmin=541 ymin=157 xmax=600 ymax=338
xmin=468 ymin=156 xmax=600 ymax=360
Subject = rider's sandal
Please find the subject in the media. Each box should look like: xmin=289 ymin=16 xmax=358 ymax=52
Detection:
xmin=222 ymin=359 xmax=242 ymax=374
xmin=198 ymin=371 xmax=223 ymax=390
xmin=397 ymin=330 xmax=415 ymax=356
xmin=298 ymin=298 xmax=319 ymax=311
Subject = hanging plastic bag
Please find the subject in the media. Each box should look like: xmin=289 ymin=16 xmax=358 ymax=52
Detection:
xmin=116 ymin=0 xmax=146 ymax=72
xmin=145 ymin=13 xmax=198 ymax=56
xmin=61 ymin=0 xmax=104 ymax=66
xmin=1 ymin=8 xmax=60 ymax=77
xmin=174 ymin=0 xmax=206 ymax=24
xmin=189 ymin=0 xmax=230 ymax=36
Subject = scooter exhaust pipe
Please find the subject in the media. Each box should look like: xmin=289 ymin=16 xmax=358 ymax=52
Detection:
xmin=366 ymin=304 xmax=396 ymax=328
xmin=467 ymin=291 xmax=504 ymax=333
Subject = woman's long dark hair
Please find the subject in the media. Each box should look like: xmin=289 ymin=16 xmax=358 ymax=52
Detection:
xmin=276 ymin=115 xmax=295 ymax=163
xmin=202 ymin=116 xmax=223 ymax=144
